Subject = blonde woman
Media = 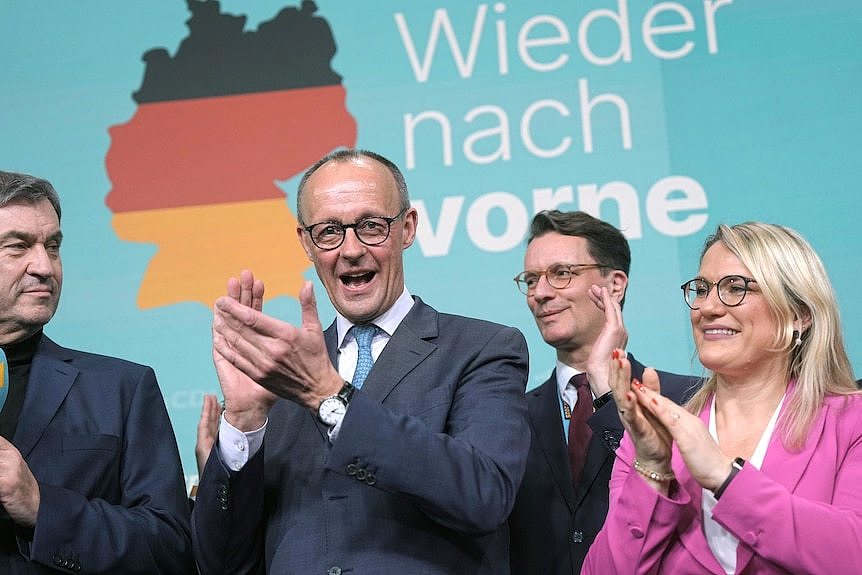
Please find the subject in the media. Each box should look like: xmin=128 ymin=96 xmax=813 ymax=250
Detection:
xmin=584 ymin=222 xmax=861 ymax=574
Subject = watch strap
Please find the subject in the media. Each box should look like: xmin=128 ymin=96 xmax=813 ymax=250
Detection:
xmin=713 ymin=457 xmax=745 ymax=499
xmin=337 ymin=381 xmax=356 ymax=403
xmin=592 ymin=391 xmax=614 ymax=411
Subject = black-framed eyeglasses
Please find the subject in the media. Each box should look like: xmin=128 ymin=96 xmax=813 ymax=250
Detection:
xmin=680 ymin=275 xmax=758 ymax=310
xmin=303 ymin=207 xmax=408 ymax=250
xmin=513 ymin=263 xmax=607 ymax=295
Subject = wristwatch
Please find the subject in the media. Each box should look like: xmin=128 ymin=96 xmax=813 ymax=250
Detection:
xmin=317 ymin=381 xmax=356 ymax=427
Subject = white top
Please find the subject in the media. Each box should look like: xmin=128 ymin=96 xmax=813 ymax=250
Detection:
xmin=702 ymin=392 xmax=785 ymax=574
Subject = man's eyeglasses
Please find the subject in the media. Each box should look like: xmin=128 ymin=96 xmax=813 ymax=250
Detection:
xmin=680 ymin=275 xmax=758 ymax=310
xmin=513 ymin=263 xmax=607 ymax=295
xmin=303 ymin=207 xmax=408 ymax=250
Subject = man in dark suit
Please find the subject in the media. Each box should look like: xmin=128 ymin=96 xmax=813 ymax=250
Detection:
xmin=508 ymin=210 xmax=698 ymax=574
xmin=192 ymin=149 xmax=530 ymax=574
xmin=0 ymin=171 xmax=194 ymax=573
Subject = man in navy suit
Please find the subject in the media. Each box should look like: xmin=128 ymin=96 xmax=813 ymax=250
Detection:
xmin=192 ymin=149 xmax=530 ymax=574
xmin=0 ymin=171 xmax=194 ymax=573
xmin=508 ymin=210 xmax=698 ymax=574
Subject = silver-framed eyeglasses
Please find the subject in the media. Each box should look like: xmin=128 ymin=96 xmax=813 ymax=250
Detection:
xmin=303 ymin=207 xmax=408 ymax=250
xmin=513 ymin=263 xmax=607 ymax=295
xmin=680 ymin=274 xmax=758 ymax=310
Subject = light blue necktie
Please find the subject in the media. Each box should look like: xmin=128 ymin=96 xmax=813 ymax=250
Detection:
xmin=350 ymin=324 xmax=379 ymax=389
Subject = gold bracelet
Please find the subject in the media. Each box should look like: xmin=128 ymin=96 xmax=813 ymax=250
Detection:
xmin=633 ymin=459 xmax=675 ymax=482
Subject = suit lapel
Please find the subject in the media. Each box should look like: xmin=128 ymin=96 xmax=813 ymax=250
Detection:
xmin=322 ymin=297 xmax=437 ymax=405
xmin=575 ymin=418 xmax=616 ymax=507
xmin=757 ymin=381 xmax=819 ymax=493
xmin=733 ymin=383 xmax=825 ymax=573
xmin=528 ymin=373 xmax=576 ymax=510
xmin=574 ymin=356 xmax=644 ymax=505
xmin=324 ymin=323 xmax=338 ymax=368
xmin=13 ymin=336 xmax=79 ymax=458
xmin=359 ymin=298 xmax=437 ymax=403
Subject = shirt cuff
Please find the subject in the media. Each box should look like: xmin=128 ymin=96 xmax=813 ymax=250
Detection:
xmin=217 ymin=414 xmax=266 ymax=471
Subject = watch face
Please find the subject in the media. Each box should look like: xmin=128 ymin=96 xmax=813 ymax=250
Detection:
xmin=318 ymin=396 xmax=347 ymax=426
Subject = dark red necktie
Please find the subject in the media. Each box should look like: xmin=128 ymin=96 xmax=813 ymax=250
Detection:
xmin=567 ymin=373 xmax=593 ymax=484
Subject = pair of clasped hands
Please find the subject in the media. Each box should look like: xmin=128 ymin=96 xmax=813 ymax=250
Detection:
xmin=210 ymin=270 xmax=345 ymax=432
xmin=588 ymin=284 xmax=731 ymax=494
xmin=609 ymin=350 xmax=733 ymax=494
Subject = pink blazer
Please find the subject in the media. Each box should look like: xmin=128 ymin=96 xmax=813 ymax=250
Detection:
xmin=583 ymin=391 xmax=862 ymax=574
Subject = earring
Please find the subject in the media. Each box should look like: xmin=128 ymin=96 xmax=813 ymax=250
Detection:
xmin=792 ymin=330 xmax=802 ymax=347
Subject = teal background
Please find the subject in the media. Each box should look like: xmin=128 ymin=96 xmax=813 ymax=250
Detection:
xmin=3 ymin=0 xmax=860 ymax=488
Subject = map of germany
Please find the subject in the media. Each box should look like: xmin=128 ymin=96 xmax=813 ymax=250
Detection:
xmin=105 ymin=0 xmax=356 ymax=308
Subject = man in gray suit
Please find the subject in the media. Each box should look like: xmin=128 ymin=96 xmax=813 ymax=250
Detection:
xmin=192 ymin=149 xmax=530 ymax=574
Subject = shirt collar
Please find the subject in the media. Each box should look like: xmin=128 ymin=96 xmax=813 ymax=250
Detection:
xmin=555 ymin=360 xmax=582 ymax=396
xmin=554 ymin=349 xmax=627 ymax=396
xmin=336 ymin=286 xmax=414 ymax=347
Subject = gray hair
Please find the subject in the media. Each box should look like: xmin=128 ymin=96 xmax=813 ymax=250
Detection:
xmin=0 ymin=171 xmax=62 ymax=221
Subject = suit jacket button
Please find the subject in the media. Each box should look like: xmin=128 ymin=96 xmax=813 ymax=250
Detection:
xmin=327 ymin=566 xmax=342 ymax=575
xmin=630 ymin=527 xmax=645 ymax=539
xmin=572 ymin=531 xmax=584 ymax=543
xmin=346 ymin=463 xmax=357 ymax=475
xmin=365 ymin=472 xmax=376 ymax=486
xmin=52 ymin=554 xmax=63 ymax=566
xmin=356 ymin=468 xmax=367 ymax=481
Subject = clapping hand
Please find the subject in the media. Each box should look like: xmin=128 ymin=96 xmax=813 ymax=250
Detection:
xmin=212 ymin=274 xmax=343 ymax=425
xmin=212 ymin=270 xmax=277 ymax=431
xmin=610 ymin=349 xmax=731 ymax=491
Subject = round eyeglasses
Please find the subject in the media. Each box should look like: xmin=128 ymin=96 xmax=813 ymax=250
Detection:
xmin=303 ymin=207 xmax=408 ymax=250
xmin=680 ymin=275 xmax=758 ymax=310
xmin=513 ymin=263 xmax=607 ymax=295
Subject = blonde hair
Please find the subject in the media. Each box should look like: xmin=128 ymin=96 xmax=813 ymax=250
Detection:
xmin=686 ymin=222 xmax=856 ymax=450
